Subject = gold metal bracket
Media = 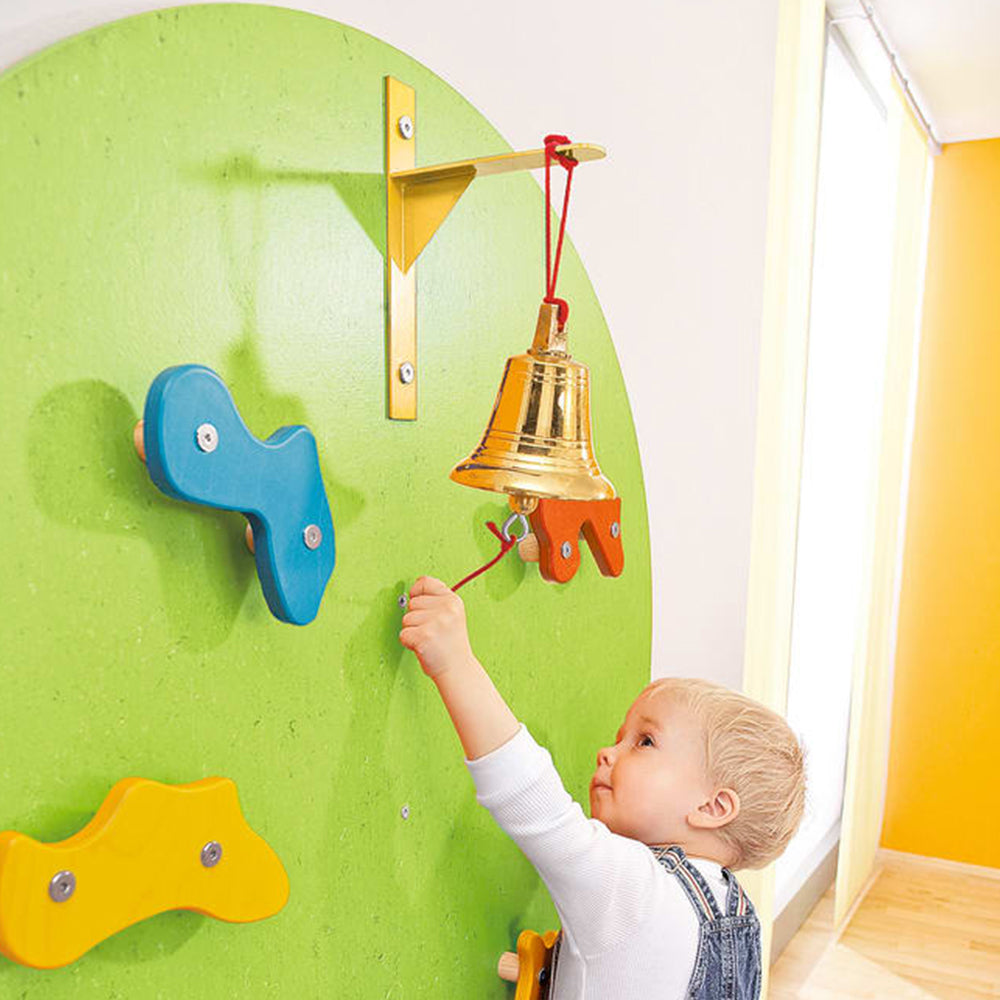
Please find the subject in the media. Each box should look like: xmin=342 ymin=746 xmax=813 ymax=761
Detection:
xmin=384 ymin=75 xmax=605 ymax=420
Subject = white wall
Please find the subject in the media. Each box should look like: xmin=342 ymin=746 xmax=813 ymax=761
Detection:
xmin=1 ymin=0 xmax=780 ymax=691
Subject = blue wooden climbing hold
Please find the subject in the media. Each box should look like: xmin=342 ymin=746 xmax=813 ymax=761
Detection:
xmin=141 ymin=365 xmax=335 ymax=625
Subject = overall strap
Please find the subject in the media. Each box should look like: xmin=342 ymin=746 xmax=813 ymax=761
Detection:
xmin=721 ymin=867 xmax=752 ymax=918
xmin=650 ymin=846 xmax=725 ymax=923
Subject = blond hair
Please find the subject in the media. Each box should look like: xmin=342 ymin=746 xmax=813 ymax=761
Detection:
xmin=648 ymin=677 xmax=807 ymax=870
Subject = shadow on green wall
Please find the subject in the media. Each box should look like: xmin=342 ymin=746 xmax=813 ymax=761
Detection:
xmin=319 ymin=577 xmax=544 ymax=985
xmin=28 ymin=379 xmax=254 ymax=648
xmin=208 ymin=145 xmax=367 ymax=534
xmin=89 ymin=909 xmax=206 ymax=966
xmin=186 ymin=153 xmax=386 ymax=260
xmin=0 ymin=911 xmax=205 ymax=980
xmin=468 ymin=500 xmax=527 ymax=601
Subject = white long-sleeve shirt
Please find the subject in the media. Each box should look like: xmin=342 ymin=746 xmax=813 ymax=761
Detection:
xmin=466 ymin=724 xmax=731 ymax=999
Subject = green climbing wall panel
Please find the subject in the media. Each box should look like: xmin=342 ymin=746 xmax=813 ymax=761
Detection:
xmin=0 ymin=5 xmax=651 ymax=996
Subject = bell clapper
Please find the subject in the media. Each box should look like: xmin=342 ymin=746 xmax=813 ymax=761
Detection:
xmin=518 ymin=533 xmax=540 ymax=563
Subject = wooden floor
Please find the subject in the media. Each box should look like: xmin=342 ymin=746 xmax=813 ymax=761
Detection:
xmin=769 ymin=850 xmax=1000 ymax=999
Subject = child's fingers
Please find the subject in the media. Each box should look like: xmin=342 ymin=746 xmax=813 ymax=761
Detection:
xmin=409 ymin=576 xmax=452 ymax=599
xmin=399 ymin=626 xmax=421 ymax=651
xmin=400 ymin=610 xmax=431 ymax=628
xmin=405 ymin=594 xmax=449 ymax=612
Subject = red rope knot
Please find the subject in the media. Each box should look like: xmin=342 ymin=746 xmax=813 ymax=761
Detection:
xmin=543 ymin=295 xmax=570 ymax=328
xmin=451 ymin=521 xmax=518 ymax=592
xmin=544 ymin=133 xmax=578 ymax=172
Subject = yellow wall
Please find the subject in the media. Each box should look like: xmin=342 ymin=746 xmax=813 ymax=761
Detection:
xmin=882 ymin=139 xmax=1000 ymax=868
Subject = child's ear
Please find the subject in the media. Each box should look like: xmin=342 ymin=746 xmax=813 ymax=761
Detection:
xmin=688 ymin=788 xmax=740 ymax=829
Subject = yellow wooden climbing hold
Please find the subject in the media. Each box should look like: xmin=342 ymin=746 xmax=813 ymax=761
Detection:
xmin=0 ymin=776 xmax=289 ymax=969
xmin=497 ymin=928 xmax=560 ymax=1000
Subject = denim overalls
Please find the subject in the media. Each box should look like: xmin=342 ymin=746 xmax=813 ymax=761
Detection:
xmin=651 ymin=845 xmax=762 ymax=1000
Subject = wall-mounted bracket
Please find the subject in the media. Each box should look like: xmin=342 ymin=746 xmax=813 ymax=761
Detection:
xmin=384 ymin=75 xmax=605 ymax=420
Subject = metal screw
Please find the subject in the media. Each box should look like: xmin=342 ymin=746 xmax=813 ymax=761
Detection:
xmin=397 ymin=594 xmax=408 ymax=610
xmin=401 ymin=804 xmax=410 ymax=820
xmin=201 ymin=841 xmax=222 ymax=868
xmin=196 ymin=423 xmax=219 ymax=453
xmin=49 ymin=871 xmax=76 ymax=903
xmin=560 ymin=541 xmax=572 ymax=559
xmin=610 ymin=521 xmax=621 ymax=539
xmin=397 ymin=115 xmax=414 ymax=139
xmin=398 ymin=362 xmax=415 ymax=384
xmin=303 ymin=524 xmax=322 ymax=550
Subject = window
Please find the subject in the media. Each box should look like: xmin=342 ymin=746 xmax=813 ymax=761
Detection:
xmin=774 ymin=27 xmax=891 ymax=915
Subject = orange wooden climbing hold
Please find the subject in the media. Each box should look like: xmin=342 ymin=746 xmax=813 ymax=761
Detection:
xmin=524 ymin=497 xmax=624 ymax=583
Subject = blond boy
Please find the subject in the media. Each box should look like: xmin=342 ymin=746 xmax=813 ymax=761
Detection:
xmin=400 ymin=576 xmax=806 ymax=1000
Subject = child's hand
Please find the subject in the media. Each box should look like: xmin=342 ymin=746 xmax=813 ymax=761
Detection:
xmin=399 ymin=576 xmax=518 ymax=760
xmin=399 ymin=576 xmax=475 ymax=680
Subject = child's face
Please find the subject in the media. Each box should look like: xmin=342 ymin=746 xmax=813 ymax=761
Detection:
xmin=589 ymin=687 xmax=712 ymax=846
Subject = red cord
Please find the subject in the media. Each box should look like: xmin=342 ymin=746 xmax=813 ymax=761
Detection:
xmin=452 ymin=137 xmax=576 ymax=592
xmin=452 ymin=522 xmax=517 ymax=591
xmin=543 ymin=133 xmax=577 ymax=329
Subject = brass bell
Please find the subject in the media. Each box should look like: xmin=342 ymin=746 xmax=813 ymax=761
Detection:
xmin=450 ymin=301 xmax=615 ymax=508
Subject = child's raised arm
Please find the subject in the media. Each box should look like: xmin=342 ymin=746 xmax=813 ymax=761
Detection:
xmin=398 ymin=576 xmax=520 ymax=760
xmin=400 ymin=576 xmax=657 ymax=957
